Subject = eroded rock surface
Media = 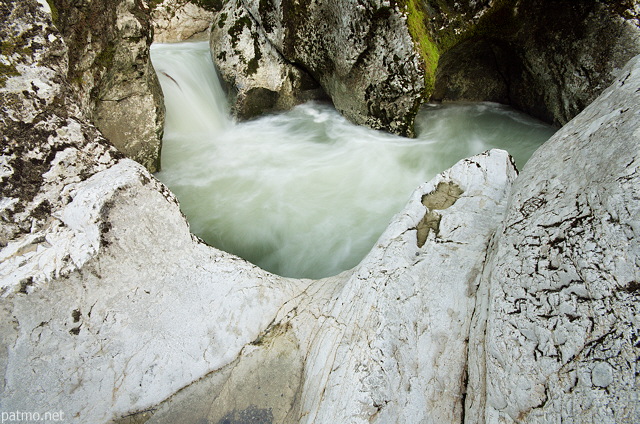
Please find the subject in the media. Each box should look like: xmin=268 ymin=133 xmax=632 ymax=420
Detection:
xmin=152 ymin=0 xmax=216 ymax=43
xmin=467 ymin=55 xmax=640 ymax=422
xmin=210 ymin=0 xmax=425 ymax=135
xmin=210 ymin=0 xmax=324 ymax=120
xmin=50 ymin=0 xmax=165 ymax=172
xmin=2 ymin=2 xmax=639 ymax=423
xmin=127 ymin=150 xmax=517 ymax=424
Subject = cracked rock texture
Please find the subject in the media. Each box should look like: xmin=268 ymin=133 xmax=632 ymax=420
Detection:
xmin=0 ymin=5 xmax=516 ymax=418
xmin=210 ymin=0 xmax=326 ymax=121
xmin=466 ymin=55 xmax=640 ymax=422
xmin=210 ymin=0 xmax=425 ymax=135
xmin=151 ymin=0 xmax=216 ymax=43
xmin=50 ymin=0 xmax=165 ymax=172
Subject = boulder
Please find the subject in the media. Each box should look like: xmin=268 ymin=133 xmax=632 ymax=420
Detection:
xmin=151 ymin=0 xmax=216 ymax=43
xmin=210 ymin=0 xmax=324 ymax=121
xmin=50 ymin=0 xmax=165 ymax=172
xmin=142 ymin=149 xmax=517 ymax=424
xmin=466 ymin=54 xmax=640 ymax=422
xmin=210 ymin=0 xmax=426 ymax=136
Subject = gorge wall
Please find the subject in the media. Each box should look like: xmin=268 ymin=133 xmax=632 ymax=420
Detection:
xmin=49 ymin=0 xmax=164 ymax=172
xmin=0 ymin=0 xmax=639 ymax=423
xmin=213 ymin=0 xmax=640 ymax=132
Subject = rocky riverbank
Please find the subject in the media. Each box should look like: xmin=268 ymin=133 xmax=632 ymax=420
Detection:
xmin=0 ymin=1 xmax=638 ymax=423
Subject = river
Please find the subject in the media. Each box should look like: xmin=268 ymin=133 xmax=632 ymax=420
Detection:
xmin=150 ymin=41 xmax=556 ymax=279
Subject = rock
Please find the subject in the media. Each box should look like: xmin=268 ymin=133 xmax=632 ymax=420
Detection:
xmin=0 ymin=8 xmax=518 ymax=419
xmin=0 ymin=0 xmax=123 ymax=273
xmin=210 ymin=0 xmax=426 ymax=136
xmin=466 ymin=55 xmax=640 ymax=422
xmin=50 ymin=0 xmax=165 ymax=172
xmin=151 ymin=0 xmax=216 ymax=43
xmin=432 ymin=0 xmax=640 ymax=126
xmin=210 ymin=0 xmax=324 ymax=121
xmin=3 ymin=1 xmax=639 ymax=423
xmin=121 ymin=149 xmax=518 ymax=424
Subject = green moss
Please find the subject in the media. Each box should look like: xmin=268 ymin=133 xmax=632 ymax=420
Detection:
xmin=45 ymin=0 xmax=59 ymax=26
xmin=94 ymin=44 xmax=116 ymax=70
xmin=228 ymin=15 xmax=252 ymax=46
xmin=190 ymin=0 xmax=225 ymax=12
xmin=399 ymin=0 xmax=440 ymax=95
xmin=246 ymin=36 xmax=262 ymax=75
xmin=218 ymin=12 xmax=228 ymax=28
xmin=1 ymin=38 xmax=33 ymax=57
xmin=0 ymin=63 xmax=20 ymax=88
xmin=148 ymin=0 xmax=164 ymax=9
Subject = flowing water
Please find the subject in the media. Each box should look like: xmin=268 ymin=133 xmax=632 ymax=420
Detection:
xmin=150 ymin=41 xmax=556 ymax=279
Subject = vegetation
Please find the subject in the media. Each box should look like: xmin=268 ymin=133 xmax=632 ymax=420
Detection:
xmin=45 ymin=0 xmax=59 ymax=26
xmin=397 ymin=0 xmax=440 ymax=95
xmin=0 ymin=63 xmax=20 ymax=88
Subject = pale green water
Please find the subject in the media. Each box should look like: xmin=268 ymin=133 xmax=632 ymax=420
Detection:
xmin=151 ymin=41 xmax=556 ymax=279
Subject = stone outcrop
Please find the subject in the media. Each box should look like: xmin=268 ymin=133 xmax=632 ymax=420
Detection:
xmin=1 ymin=1 xmax=639 ymax=423
xmin=210 ymin=0 xmax=325 ymax=121
xmin=466 ymin=54 xmax=640 ymax=423
xmin=50 ymin=0 xmax=165 ymax=172
xmin=210 ymin=0 xmax=426 ymax=135
xmin=212 ymin=0 xmax=639 ymax=131
xmin=430 ymin=0 xmax=640 ymax=126
xmin=151 ymin=0 xmax=216 ymax=43
xmin=142 ymin=149 xmax=517 ymax=424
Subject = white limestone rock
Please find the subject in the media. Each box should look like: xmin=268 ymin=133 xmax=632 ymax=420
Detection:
xmin=466 ymin=55 xmax=640 ymax=423
xmin=152 ymin=0 xmax=215 ymax=43
xmin=210 ymin=0 xmax=323 ymax=121
xmin=50 ymin=0 xmax=165 ymax=172
xmin=138 ymin=149 xmax=518 ymax=424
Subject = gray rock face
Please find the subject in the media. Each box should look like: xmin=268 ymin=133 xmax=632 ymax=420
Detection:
xmin=152 ymin=0 xmax=216 ymax=43
xmin=433 ymin=0 xmax=640 ymax=126
xmin=210 ymin=0 xmax=324 ymax=120
xmin=466 ymin=55 xmax=640 ymax=422
xmin=51 ymin=0 xmax=165 ymax=172
xmin=0 ymin=0 xmax=123 ymax=267
xmin=210 ymin=0 xmax=425 ymax=136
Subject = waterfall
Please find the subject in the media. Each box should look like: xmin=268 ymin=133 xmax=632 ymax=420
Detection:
xmin=151 ymin=41 xmax=556 ymax=279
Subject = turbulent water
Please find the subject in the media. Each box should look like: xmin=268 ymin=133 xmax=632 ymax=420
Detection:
xmin=151 ymin=41 xmax=556 ymax=279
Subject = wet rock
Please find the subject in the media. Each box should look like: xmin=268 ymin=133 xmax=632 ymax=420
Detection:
xmin=432 ymin=0 xmax=640 ymax=126
xmin=210 ymin=0 xmax=326 ymax=121
xmin=127 ymin=150 xmax=517 ymax=424
xmin=210 ymin=0 xmax=425 ymax=136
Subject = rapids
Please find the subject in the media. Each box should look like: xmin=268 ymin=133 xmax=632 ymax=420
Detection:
xmin=151 ymin=41 xmax=556 ymax=279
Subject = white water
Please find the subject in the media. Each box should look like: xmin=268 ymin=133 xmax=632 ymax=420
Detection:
xmin=151 ymin=41 xmax=556 ymax=279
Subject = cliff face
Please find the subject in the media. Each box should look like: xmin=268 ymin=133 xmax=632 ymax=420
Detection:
xmin=51 ymin=0 xmax=165 ymax=172
xmin=214 ymin=0 xmax=640 ymax=130
xmin=466 ymin=54 xmax=640 ymax=423
xmin=211 ymin=0 xmax=426 ymax=136
xmin=429 ymin=0 xmax=640 ymax=126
